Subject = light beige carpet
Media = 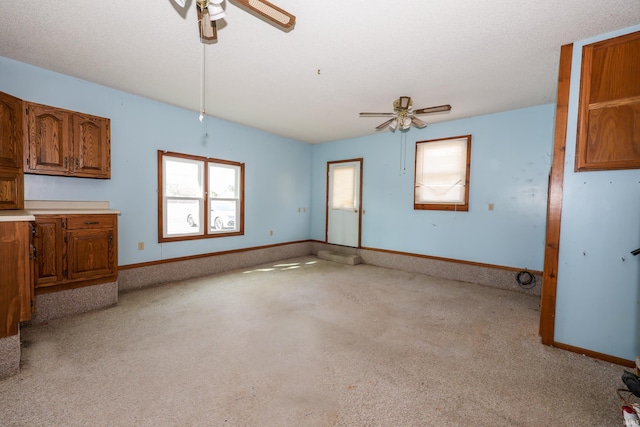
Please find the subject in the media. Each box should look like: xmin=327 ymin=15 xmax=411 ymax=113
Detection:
xmin=0 ymin=256 xmax=627 ymax=426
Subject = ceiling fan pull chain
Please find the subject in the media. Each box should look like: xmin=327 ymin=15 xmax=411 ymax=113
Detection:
xmin=199 ymin=38 xmax=205 ymax=122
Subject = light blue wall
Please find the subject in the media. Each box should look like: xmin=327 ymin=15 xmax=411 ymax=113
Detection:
xmin=311 ymin=104 xmax=555 ymax=271
xmin=0 ymin=57 xmax=312 ymax=266
xmin=554 ymin=24 xmax=640 ymax=361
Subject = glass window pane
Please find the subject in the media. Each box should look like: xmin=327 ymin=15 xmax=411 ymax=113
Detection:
xmin=209 ymin=164 xmax=238 ymax=199
xmin=210 ymin=199 xmax=237 ymax=232
xmin=331 ymin=166 xmax=355 ymax=209
xmin=165 ymin=157 xmax=204 ymax=198
xmin=416 ymin=138 xmax=468 ymax=204
xmin=166 ymin=199 xmax=202 ymax=235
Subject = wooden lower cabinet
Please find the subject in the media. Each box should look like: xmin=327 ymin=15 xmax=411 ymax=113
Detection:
xmin=0 ymin=221 xmax=32 ymax=338
xmin=33 ymin=214 xmax=117 ymax=293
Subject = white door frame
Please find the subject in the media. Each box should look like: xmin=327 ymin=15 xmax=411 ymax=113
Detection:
xmin=326 ymin=158 xmax=363 ymax=248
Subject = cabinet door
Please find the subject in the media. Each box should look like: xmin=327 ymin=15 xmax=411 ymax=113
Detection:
xmin=66 ymin=228 xmax=116 ymax=281
xmin=0 ymin=92 xmax=23 ymax=170
xmin=0 ymin=221 xmax=30 ymax=337
xmin=72 ymin=113 xmax=110 ymax=179
xmin=0 ymin=170 xmax=24 ymax=210
xmin=25 ymin=103 xmax=71 ymax=175
xmin=0 ymin=91 xmax=24 ymax=210
xmin=576 ymin=31 xmax=640 ymax=171
xmin=33 ymin=217 xmax=65 ymax=288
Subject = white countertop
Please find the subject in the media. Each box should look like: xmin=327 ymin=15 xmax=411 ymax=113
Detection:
xmin=0 ymin=210 xmax=35 ymax=222
xmin=0 ymin=201 xmax=120 ymax=222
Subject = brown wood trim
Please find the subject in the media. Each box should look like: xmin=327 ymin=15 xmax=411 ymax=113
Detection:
xmin=356 ymin=245 xmax=542 ymax=275
xmin=157 ymin=150 xmax=164 ymax=242
xmin=118 ymin=239 xmax=312 ymax=270
xmin=539 ymin=44 xmax=573 ymax=345
xmin=552 ymin=341 xmax=634 ymax=368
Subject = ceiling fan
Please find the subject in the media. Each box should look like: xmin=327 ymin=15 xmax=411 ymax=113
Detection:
xmin=360 ymin=96 xmax=452 ymax=131
xmin=173 ymin=0 xmax=296 ymax=41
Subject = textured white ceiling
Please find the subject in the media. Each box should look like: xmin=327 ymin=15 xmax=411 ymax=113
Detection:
xmin=0 ymin=1 xmax=639 ymax=144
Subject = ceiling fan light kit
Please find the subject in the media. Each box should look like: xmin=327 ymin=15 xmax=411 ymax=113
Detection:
xmin=360 ymin=96 xmax=452 ymax=132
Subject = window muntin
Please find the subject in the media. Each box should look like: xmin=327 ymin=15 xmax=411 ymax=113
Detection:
xmin=414 ymin=135 xmax=471 ymax=211
xmin=159 ymin=151 xmax=243 ymax=242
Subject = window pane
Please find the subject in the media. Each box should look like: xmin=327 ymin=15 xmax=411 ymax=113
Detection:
xmin=209 ymin=164 xmax=238 ymax=199
xmin=331 ymin=166 xmax=355 ymax=209
xmin=165 ymin=157 xmax=204 ymax=198
xmin=166 ymin=199 xmax=202 ymax=235
xmin=210 ymin=199 xmax=237 ymax=232
xmin=415 ymin=136 xmax=470 ymax=209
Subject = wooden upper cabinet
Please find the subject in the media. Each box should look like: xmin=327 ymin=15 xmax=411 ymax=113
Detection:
xmin=0 ymin=91 xmax=24 ymax=210
xmin=0 ymin=92 xmax=23 ymax=170
xmin=25 ymin=102 xmax=110 ymax=179
xmin=72 ymin=113 xmax=110 ymax=178
xmin=25 ymin=102 xmax=71 ymax=175
xmin=576 ymin=31 xmax=640 ymax=171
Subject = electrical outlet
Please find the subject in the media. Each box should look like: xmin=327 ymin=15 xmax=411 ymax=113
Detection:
xmin=138 ymin=242 xmax=144 ymax=250
xmin=269 ymin=230 xmax=273 ymax=236
xmin=488 ymin=203 xmax=494 ymax=211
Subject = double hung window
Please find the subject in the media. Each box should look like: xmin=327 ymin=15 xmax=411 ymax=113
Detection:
xmin=414 ymin=135 xmax=471 ymax=211
xmin=158 ymin=151 xmax=244 ymax=241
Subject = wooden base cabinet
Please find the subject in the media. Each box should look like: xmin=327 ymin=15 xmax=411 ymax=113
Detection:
xmin=33 ymin=214 xmax=117 ymax=293
xmin=0 ymin=221 xmax=33 ymax=338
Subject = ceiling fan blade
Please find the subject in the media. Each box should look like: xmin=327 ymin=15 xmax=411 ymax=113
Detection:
xmin=410 ymin=117 xmax=428 ymax=128
xmin=359 ymin=112 xmax=395 ymax=117
xmin=197 ymin=6 xmax=218 ymax=40
xmin=375 ymin=118 xmax=395 ymax=131
xmin=234 ymin=0 xmax=296 ymax=29
xmin=413 ymin=104 xmax=452 ymax=115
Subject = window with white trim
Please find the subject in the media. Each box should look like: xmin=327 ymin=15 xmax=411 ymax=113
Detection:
xmin=158 ymin=151 xmax=244 ymax=242
xmin=414 ymin=135 xmax=471 ymax=211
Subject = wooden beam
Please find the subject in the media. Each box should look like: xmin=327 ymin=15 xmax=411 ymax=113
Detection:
xmin=539 ymin=44 xmax=573 ymax=344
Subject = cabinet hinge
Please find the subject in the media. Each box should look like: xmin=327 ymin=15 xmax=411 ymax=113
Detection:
xmin=63 ymin=270 xmax=67 ymax=277
xmin=64 ymin=236 xmax=68 ymax=243
xmin=26 ymin=157 xmax=30 ymax=167
xmin=25 ymin=107 xmax=29 ymax=115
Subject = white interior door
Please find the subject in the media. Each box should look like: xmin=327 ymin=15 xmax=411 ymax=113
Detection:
xmin=327 ymin=160 xmax=362 ymax=247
